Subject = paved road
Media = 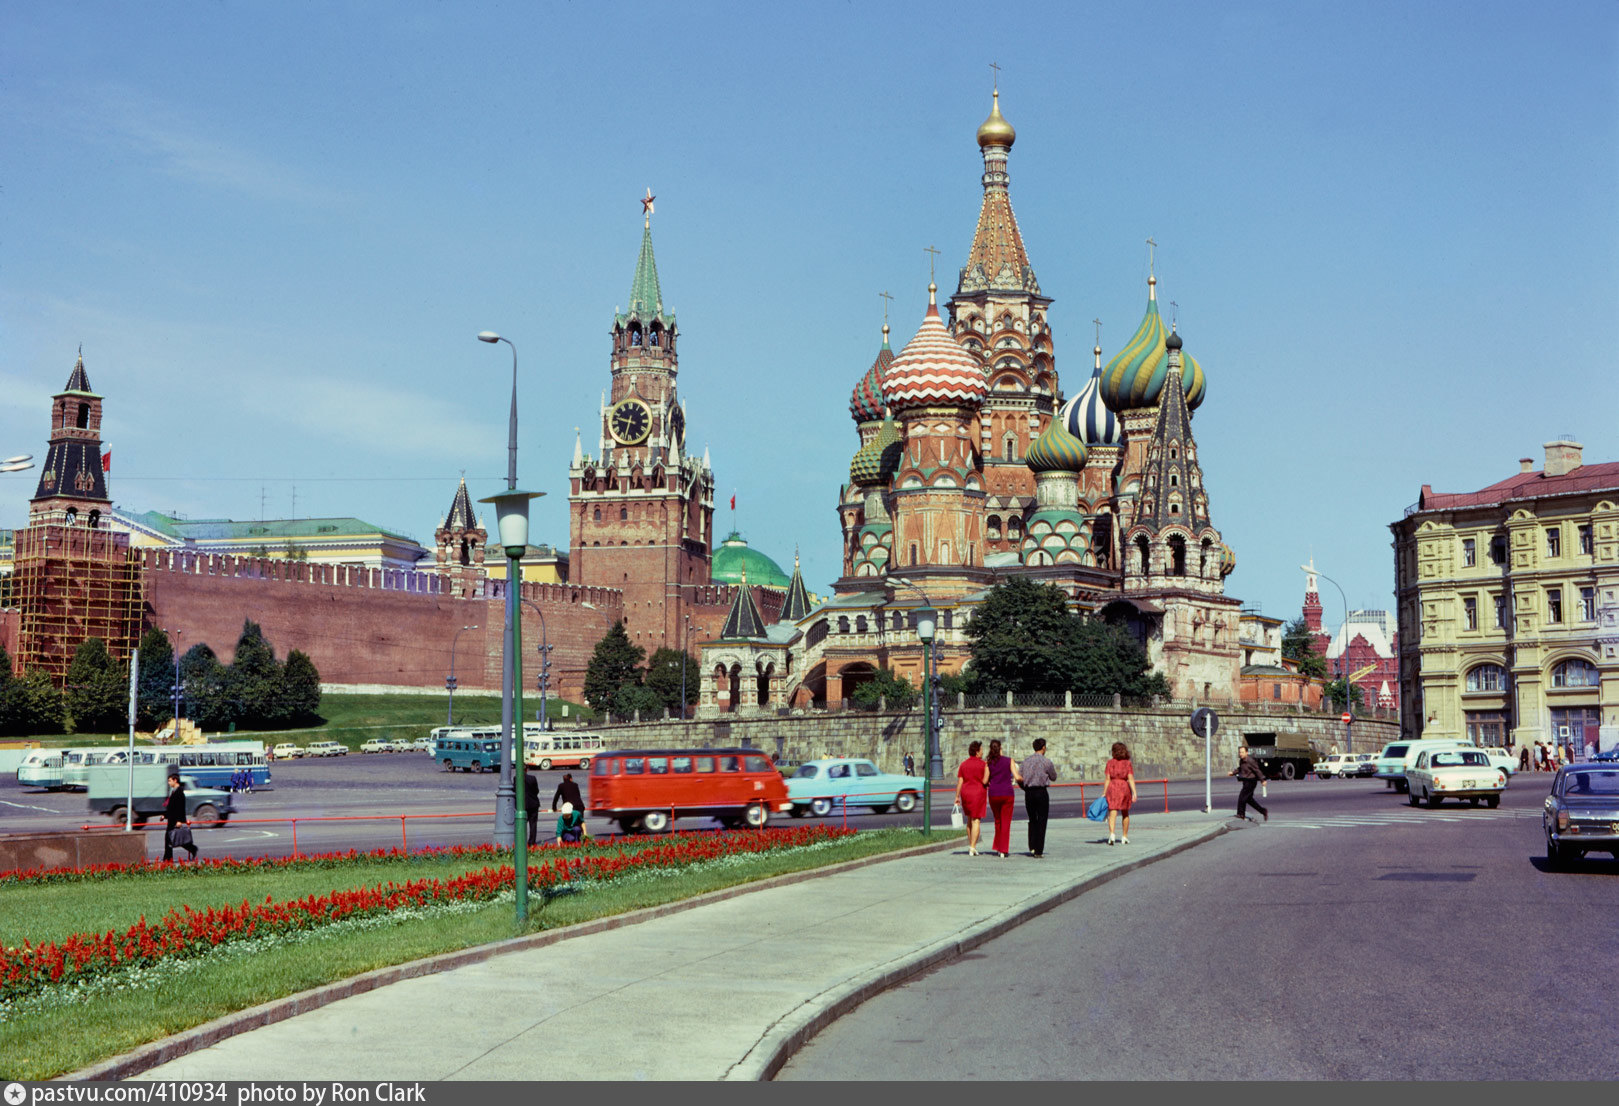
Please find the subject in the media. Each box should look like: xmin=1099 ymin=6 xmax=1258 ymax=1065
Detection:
xmin=779 ymin=777 xmax=1618 ymax=1081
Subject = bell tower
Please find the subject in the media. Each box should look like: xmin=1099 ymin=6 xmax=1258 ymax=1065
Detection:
xmin=568 ymin=194 xmax=715 ymax=650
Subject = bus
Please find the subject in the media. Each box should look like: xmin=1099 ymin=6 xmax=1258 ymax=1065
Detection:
xmin=125 ymin=742 xmax=272 ymax=790
xmin=16 ymin=748 xmax=68 ymax=790
xmin=522 ymin=728 xmax=605 ymax=770
xmin=431 ymin=728 xmax=502 ymax=772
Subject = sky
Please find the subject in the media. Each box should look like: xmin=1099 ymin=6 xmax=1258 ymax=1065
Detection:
xmin=2 ymin=1 xmax=1615 ymax=630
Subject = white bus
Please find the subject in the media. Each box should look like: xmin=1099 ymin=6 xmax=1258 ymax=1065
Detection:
xmin=522 ymin=728 xmax=604 ymax=770
xmin=16 ymin=748 xmax=68 ymax=790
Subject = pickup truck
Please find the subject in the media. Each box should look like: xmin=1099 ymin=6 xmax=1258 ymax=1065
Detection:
xmin=87 ymin=764 xmax=236 ymax=825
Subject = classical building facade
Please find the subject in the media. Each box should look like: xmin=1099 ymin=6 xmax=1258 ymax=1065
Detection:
xmin=697 ymin=92 xmax=1244 ymax=716
xmin=1391 ymin=439 xmax=1618 ymax=752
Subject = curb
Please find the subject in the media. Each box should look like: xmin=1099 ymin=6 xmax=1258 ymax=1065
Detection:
xmin=723 ymin=820 xmax=1232 ymax=1081
xmin=66 ymin=832 xmax=966 ymax=1082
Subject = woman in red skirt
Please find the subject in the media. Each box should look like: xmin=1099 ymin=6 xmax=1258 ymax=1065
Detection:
xmin=955 ymin=740 xmax=989 ymax=855
xmin=1105 ymin=741 xmax=1138 ymax=846
xmin=985 ymin=739 xmax=1019 ymax=858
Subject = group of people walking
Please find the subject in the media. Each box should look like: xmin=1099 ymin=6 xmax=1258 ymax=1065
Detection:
xmin=952 ymin=738 xmax=1137 ymax=856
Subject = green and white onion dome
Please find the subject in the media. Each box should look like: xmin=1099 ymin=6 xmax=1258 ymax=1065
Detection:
xmin=1025 ymin=415 xmax=1088 ymax=474
xmin=849 ymin=417 xmax=904 ymax=486
xmin=1099 ymin=277 xmax=1206 ymax=411
xmin=849 ymin=328 xmax=893 ymax=424
xmin=1062 ymin=346 xmax=1122 ymax=446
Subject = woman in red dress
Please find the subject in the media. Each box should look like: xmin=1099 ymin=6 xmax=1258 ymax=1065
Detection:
xmin=985 ymin=739 xmax=1019 ymax=858
xmin=955 ymin=740 xmax=989 ymax=856
xmin=1105 ymin=741 xmax=1138 ymax=846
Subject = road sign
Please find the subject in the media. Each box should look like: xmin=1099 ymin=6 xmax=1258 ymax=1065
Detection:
xmin=1341 ymin=712 xmax=1352 ymax=724
xmin=1191 ymin=707 xmax=1219 ymax=735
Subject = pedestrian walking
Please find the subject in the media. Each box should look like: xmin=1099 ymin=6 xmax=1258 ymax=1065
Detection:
xmin=1229 ymin=744 xmax=1269 ymax=822
xmin=1018 ymin=738 xmax=1057 ymax=857
xmin=523 ymin=766 xmax=540 ymax=847
xmin=161 ymin=771 xmax=198 ymax=862
xmin=552 ymin=772 xmax=584 ymax=813
xmin=955 ymin=740 xmax=989 ymax=856
xmin=985 ymin=739 xmax=1018 ymax=858
xmin=903 ymin=752 xmax=915 ymax=777
xmin=1518 ymin=744 xmax=1531 ymax=773
xmin=1104 ymin=741 xmax=1137 ymax=845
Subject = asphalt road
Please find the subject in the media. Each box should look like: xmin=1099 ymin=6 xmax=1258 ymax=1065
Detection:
xmin=778 ymin=773 xmax=1619 ymax=1081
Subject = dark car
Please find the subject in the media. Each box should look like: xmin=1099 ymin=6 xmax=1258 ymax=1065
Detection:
xmin=1543 ymin=765 xmax=1619 ymax=868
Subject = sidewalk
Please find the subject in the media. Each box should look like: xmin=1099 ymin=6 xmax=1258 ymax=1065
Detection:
xmin=98 ymin=811 xmax=1236 ymax=1082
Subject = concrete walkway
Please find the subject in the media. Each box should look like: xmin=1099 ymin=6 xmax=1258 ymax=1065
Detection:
xmin=103 ymin=811 xmax=1234 ymax=1081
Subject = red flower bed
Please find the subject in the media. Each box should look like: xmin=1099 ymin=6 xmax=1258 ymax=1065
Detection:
xmin=0 ymin=826 xmax=854 ymax=1002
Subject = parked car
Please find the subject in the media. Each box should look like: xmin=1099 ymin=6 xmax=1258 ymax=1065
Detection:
xmin=1404 ymin=748 xmax=1506 ymax=808
xmin=786 ymin=758 xmax=923 ymax=817
xmin=306 ymin=741 xmax=348 ymax=757
xmin=1313 ymin=753 xmax=1360 ymax=779
xmin=272 ymin=742 xmax=303 ymax=759
xmin=359 ymin=739 xmax=397 ymax=753
xmin=1478 ymin=747 xmax=1519 ymax=776
xmin=1544 ymin=765 xmax=1619 ymax=868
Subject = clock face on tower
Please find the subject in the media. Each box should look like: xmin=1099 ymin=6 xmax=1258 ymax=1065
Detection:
xmin=667 ymin=403 xmax=685 ymax=447
xmin=609 ymin=398 xmax=652 ymax=445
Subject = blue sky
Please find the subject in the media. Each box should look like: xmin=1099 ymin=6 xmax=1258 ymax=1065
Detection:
xmin=2 ymin=1 xmax=1615 ymax=631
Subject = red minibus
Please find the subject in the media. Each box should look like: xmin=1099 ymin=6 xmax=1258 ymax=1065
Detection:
xmin=589 ymin=748 xmax=791 ymax=833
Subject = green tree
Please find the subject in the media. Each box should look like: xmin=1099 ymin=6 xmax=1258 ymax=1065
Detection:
xmin=1281 ymin=617 xmax=1329 ymax=679
xmin=643 ymin=647 xmax=699 ymax=716
xmin=583 ymin=621 xmax=644 ymax=711
xmin=611 ymin=683 xmax=666 ymax=720
xmin=226 ymin=620 xmax=283 ymax=727
xmin=963 ymin=577 xmax=1084 ymax=694
xmin=1069 ymin=618 xmax=1170 ymax=698
xmin=135 ymin=627 xmax=177 ymax=729
xmin=14 ymin=669 xmax=66 ymax=735
xmin=65 ymin=637 xmax=128 ymax=733
xmin=0 ymin=644 xmax=17 ymax=735
xmin=850 ymin=667 xmax=917 ymax=711
xmin=1324 ymin=676 xmax=1365 ymax=713
xmin=281 ymin=649 xmax=323 ymax=724
xmin=179 ymin=643 xmax=232 ymax=730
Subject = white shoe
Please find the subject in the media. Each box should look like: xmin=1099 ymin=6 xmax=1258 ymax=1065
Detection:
xmin=1122 ymin=837 xmax=1129 ymax=845
xmin=1108 ymin=834 xmax=1116 ymax=845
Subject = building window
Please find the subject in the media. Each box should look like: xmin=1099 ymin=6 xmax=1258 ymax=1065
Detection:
xmin=1546 ymin=527 xmax=1561 ymax=558
xmin=1493 ymin=593 xmax=1508 ymax=629
xmin=1462 ymin=538 xmax=1475 ymax=566
xmin=620 ymin=507 xmax=627 ymax=520
xmin=1465 ymin=710 xmax=1507 ymax=747
xmin=1581 ymin=587 xmax=1596 ymax=622
xmin=1578 ymin=524 xmax=1593 ymax=555
xmin=1273 ymin=683 xmax=1282 ymax=700
xmin=855 ymin=616 xmax=867 ymax=634
xmin=1551 ymin=659 xmax=1599 ymax=688
xmin=837 ymin=617 xmax=850 ymax=634
xmin=1489 ymin=536 xmax=1507 ymax=565
xmin=1465 ymin=663 xmax=1508 ymax=692
xmin=1463 ymin=596 xmax=1477 ymax=630
xmin=1546 ymin=588 xmax=1563 ymax=624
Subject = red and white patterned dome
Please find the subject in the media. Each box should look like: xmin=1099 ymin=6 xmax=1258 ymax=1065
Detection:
xmin=881 ymin=286 xmax=986 ymax=412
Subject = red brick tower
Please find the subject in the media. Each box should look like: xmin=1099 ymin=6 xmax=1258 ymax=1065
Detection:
xmin=433 ymin=477 xmax=487 ymax=598
xmin=1302 ymin=557 xmax=1329 ymax=656
xmin=568 ymin=197 xmax=715 ymax=650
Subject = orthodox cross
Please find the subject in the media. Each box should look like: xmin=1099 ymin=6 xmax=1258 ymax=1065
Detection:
xmin=1170 ymin=300 xmax=1179 ymax=328
xmin=1093 ymin=317 xmax=1102 ymax=347
xmin=990 ymin=60 xmax=1001 ymax=90
xmin=879 ymin=290 xmax=893 ymax=328
xmin=924 ymin=244 xmax=940 ymax=284
xmin=1146 ymin=236 xmax=1157 ymax=276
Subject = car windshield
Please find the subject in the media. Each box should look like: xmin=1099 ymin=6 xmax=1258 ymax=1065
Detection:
xmin=1431 ymin=752 xmax=1486 ymax=767
xmin=1560 ymin=770 xmax=1619 ymax=797
xmin=794 ymin=765 xmax=820 ymax=779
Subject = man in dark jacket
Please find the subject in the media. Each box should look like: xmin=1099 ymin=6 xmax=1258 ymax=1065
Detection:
xmin=523 ymin=767 xmax=540 ymax=847
xmin=552 ymin=772 xmax=584 ymax=814
xmin=162 ymin=772 xmax=199 ymax=862
xmin=1228 ymin=745 xmax=1269 ymax=822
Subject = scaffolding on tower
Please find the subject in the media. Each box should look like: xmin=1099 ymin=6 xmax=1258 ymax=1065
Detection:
xmin=13 ymin=520 xmax=143 ymax=682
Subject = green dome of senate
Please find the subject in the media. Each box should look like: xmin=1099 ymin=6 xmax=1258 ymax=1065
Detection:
xmin=711 ymin=532 xmax=792 ymax=589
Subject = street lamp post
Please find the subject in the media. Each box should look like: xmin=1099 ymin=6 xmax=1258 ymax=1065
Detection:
xmin=446 ymin=624 xmax=479 ymax=728
xmin=165 ymin=629 xmax=184 ymax=743
xmin=892 ymin=576 xmax=945 ymax=829
xmin=520 ymin=599 xmax=551 ymax=733
xmin=680 ymin=615 xmax=694 ymax=721
xmin=1302 ymin=564 xmax=1353 ymax=754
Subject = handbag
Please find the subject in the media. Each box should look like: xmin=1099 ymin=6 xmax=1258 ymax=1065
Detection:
xmin=1086 ymin=795 xmax=1108 ymax=821
xmin=949 ymin=803 xmax=964 ymax=829
xmin=168 ymin=824 xmax=194 ymax=848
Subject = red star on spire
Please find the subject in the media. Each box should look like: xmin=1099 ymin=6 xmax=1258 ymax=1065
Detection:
xmin=641 ymin=188 xmax=655 ymax=216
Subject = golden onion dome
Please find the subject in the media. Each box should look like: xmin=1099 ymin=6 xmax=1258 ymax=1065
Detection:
xmin=976 ymin=90 xmax=1016 ymax=149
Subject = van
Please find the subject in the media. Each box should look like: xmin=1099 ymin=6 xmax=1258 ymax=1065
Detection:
xmin=589 ymin=748 xmax=791 ymax=834
xmin=1373 ymin=739 xmax=1474 ymax=793
xmin=433 ymin=731 xmax=502 ymax=772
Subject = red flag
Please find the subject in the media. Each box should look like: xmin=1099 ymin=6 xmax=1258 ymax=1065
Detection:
xmin=101 ymin=450 xmax=111 ymax=473
xmin=730 ymin=494 xmax=736 ymax=511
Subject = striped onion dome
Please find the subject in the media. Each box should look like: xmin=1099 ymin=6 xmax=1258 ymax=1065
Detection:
xmin=1061 ymin=345 xmax=1122 ymax=446
xmin=1099 ymin=277 xmax=1206 ymax=411
xmin=849 ymin=417 xmax=903 ymax=487
xmin=849 ymin=327 xmax=893 ymax=424
xmin=1026 ymin=415 xmax=1088 ymax=474
xmin=1220 ymin=544 xmax=1236 ymax=577
xmin=881 ymin=285 xmax=986 ymax=413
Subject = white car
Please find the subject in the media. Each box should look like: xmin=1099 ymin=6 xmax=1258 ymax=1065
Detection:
xmin=306 ymin=741 xmax=348 ymax=757
xmin=359 ymin=739 xmax=397 ymax=753
xmin=1314 ymin=753 xmax=1363 ymax=779
xmin=1405 ymin=748 xmax=1507 ymax=809
xmin=272 ymin=742 xmax=304 ymax=759
xmin=1478 ymin=747 xmax=1518 ymax=776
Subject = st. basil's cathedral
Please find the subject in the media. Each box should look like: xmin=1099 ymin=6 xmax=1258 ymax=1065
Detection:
xmin=692 ymin=90 xmax=1243 ymax=716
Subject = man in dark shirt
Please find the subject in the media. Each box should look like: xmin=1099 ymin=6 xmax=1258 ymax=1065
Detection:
xmin=523 ymin=767 xmax=540 ymax=847
xmin=162 ymin=772 xmax=199 ymax=862
xmin=1229 ymin=745 xmax=1269 ymax=822
xmin=1017 ymin=739 xmax=1057 ymax=857
xmin=552 ymin=772 xmax=584 ymax=814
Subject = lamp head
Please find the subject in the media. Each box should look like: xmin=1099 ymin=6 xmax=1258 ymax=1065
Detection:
xmin=477 ymin=331 xmax=501 ymax=344
xmin=478 ymin=489 xmax=545 ymax=557
xmin=915 ymin=606 xmax=937 ymax=643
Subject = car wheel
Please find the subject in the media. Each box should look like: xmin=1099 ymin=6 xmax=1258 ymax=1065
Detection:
xmin=894 ymin=791 xmax=918 ymax=813
xmin=810 ymin=797 xmax=833 ymax=817
xmin=1408 ymin=789 xmax=1420 ymax=807
xmin=1485 ymin=795 xmax=1500 ymax=809
xmin=193 ymin=803 xmax=220 ymax=826
xmin=578 ymin=758 xmax=590 ymax=770
xmin=109 ymin=805 xmax=127 ymax=824
xmin=1470 ymin=797 xmax=1480 ymax=807
xmin=871 ymin=804 xmax=892 ymax=814
xmin=538 ymin=758 xmax=551 ymax=771
xmin=442 ymin=759 xmax=453 ymax=771
xmin=1425 ymin=790 xmax=1442 ymax=809
xmin=642 ymin=810 xmax=671 ymax=833
xmin=1394 ymin=780 xmax=1408 ymax=793
xmin=1280 ymin=762 xmax=1296 ymax=780
xmin=470 ymin=760 xmax=481 ymax=773
xmin=744 ymin=803 xmax=769 ymax=829
xmin=616 ymin=818 xmax=637 ymax=835
xmin=1546 ymin=830 xmax=1564 ymax=869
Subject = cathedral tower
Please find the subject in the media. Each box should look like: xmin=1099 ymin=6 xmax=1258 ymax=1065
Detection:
xmin=433 ymin=477 xmax=487 ymax=598
xmin=568 ymin=199 xmax=715 ymax=649
xmin=947 ymin=88 xmax=1057 ymax=558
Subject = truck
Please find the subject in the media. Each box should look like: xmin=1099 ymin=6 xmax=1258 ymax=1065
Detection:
xmin=1240 ymin=731 xmax=1324 ymax=780
xmin=87 ymin=764 xmax=236 ymax=826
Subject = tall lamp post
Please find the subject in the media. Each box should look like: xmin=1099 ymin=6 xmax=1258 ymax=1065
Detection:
xmin=1302 ymin=563 xmax=1353 ymax=754
xmin=893 ymin=576 xmax=944 ymax=830
xmin=446 ymin=624 xmax=479 ymax=728
xmin=520 ymin=599 xmax=551 ymax=732
xmin=165 ymin=629 xmax=184 ymax=743
xmin=477 ymin=328 xmax=542 ymax=927
xmin=680 ymin=615 xmax=694 ymax=721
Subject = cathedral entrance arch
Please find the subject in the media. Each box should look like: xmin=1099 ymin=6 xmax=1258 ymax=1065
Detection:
xmin=837 ymin=661 xmax=878 ymax=704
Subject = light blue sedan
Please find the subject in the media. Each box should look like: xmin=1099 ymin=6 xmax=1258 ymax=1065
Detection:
xmin=786 ymin=758 xmax=922 ymax=817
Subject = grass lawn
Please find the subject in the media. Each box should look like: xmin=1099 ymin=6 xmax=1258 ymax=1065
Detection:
xmin=0 ymin=827 xmax=944 ymax=1079
xmin=17 ymin=690 xmax=596 ymax=750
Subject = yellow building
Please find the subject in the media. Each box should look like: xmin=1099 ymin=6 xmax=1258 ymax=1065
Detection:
xmin=1391 ymin=439 xmax=1618 ymax=753
xmin=113 ymin=509 xmax=429 ymax=570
